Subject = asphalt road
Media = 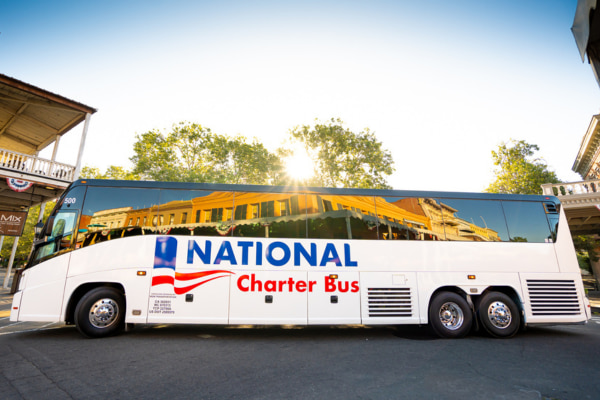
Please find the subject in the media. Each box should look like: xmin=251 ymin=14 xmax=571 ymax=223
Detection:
xmin=1 ymin=317 xmax=600 ymax=400
xmin=2 ymin=266 xmax=599 ymax=400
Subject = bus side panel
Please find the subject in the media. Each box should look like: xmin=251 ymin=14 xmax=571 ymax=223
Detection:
xmin=520 ymin=272 xmax=589 ymax=324
xmin=62 ymin=269 xmax=152 ymax=324
xmin=383 ymin=241 xmax=561 ymax=274
xmin=147 ymin=274 xmax=230 ymax=324
xmin=416 ymin=272 xmax=523 ymax=324
xmin=229 ymin=271 xmax=308 ymax=324
xmin=67 ymin=236 xmax=156 ymax=324
xmin=15 ymin=253 xmax=71 ymax=322
xmin=360 ymin=272 xmax=420 ymax=325
xmin=553 ymin=209 xmax=581 ymax=274
xmin=308 ymin=271 xmax=361 ymax=324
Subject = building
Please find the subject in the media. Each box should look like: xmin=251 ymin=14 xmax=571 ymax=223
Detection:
xmin=0 ymin=74 xmax=96 ymax=287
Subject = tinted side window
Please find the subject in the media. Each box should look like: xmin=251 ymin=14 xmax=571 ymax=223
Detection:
xmin=439 ymin=199 xmax=508 ymax=242
xmin=376 ymin=197 xmax=444 ymax=240
xmin=502 ymin=201 xmax=552 ymax=243
xmin=233 ymin=192 xmax=307 ymax=238
xmin=158 ymin=190 xmax=233 ymax=236
xmin=307 ymin=195 xmax=378 ymax=240
xmin=79 ymin=187 xmax=161 ymax=247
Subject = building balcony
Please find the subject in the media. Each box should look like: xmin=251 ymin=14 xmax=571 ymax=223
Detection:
xmin=0 ymin=149 xmax=75 ymax=187
xmin=541 ymin=180 xmax=600 ymax=235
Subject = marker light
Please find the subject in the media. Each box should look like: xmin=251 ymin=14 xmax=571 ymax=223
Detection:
xmin=137 ymin=271 xmax=147 ymax=276
xmin=468 ymin=275 xmax=476 ymax=280
xmin=329 ymin=274 xmax=338 ymax=280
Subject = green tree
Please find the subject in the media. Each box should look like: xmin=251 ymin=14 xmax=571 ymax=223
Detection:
xmin=486 ymin=139 xmax=560 ymax=195
xmin=572 ymin=235 xmax=600 ymax=288
xmin=80 ymin=165 xmax=140 ymax=180
xmin=286 ymin=118 xmax=395 ymax=189
xmin=130 ymin=122 xmax=282 ymax=184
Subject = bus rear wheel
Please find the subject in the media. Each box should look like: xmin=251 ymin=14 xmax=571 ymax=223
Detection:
xmin=74 ymin=287 xmax=125 ymax=338
xmin=477 ymin=292 xmax=520 ymax=338
xmin=428 ymin=292 xmax=473 ymax=338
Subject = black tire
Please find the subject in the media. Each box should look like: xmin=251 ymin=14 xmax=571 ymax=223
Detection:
xmin=428 ymin=292 xmax=473 ymax=339
xmin=74 ymin=287 xmax=125 ymax=338
xmin=477 ymin=292 xmax=520 ymax=338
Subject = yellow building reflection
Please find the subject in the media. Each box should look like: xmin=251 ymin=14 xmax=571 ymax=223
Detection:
xmin=80 ymin=190 xmax=501 ymax=243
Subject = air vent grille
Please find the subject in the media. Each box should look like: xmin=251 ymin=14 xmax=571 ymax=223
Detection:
xmin=368 ymin=288 xmax=412 ymax=317
xmin=544 ymin=202 xmax=558 ymax=214
xmin=526 ymin=280 xmax=581 ymax=316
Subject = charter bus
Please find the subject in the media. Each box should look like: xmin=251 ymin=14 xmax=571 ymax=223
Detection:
xmin=10 ymin=179 xmax=591 ymax=338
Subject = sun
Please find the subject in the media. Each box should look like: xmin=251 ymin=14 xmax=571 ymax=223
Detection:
xmin=285 ymin=146 xmax=314 ymax=182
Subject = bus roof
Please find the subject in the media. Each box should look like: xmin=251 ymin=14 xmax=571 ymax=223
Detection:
xmin=69 ymin=179 xmax=559 ymax=203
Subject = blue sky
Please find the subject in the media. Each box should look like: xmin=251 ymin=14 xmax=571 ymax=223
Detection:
xmin=1 ymin=0 xmax=598 ymax=191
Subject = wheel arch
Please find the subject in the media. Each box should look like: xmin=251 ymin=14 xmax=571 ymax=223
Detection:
xmin=65 ymin=282 xmax=126 ymax=324
xmin=475 ymin=285 xmax=523 ymax=314
xmin=425 ymin=286 xmax=472 ymax=322
xmin=474 ymin=286 xmax=523 ymax=337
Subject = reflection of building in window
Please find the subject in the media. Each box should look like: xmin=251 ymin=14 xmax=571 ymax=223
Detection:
xmin=87 ymin=207 xmax=132 ymax=231
xmin=80 ymin=190 xmax=501 ymax=242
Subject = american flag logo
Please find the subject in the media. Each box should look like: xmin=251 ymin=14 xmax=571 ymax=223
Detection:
xmin=152 ymin=237 xmax=233 ymax=295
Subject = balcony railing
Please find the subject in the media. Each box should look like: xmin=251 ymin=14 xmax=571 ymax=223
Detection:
xmin=541 ymin=180 xmax=600 ymax=210
xmin=541 ymin=180 xmax=600 ymax=197
xmin=0 ymin=149 xmax=76 ymax=182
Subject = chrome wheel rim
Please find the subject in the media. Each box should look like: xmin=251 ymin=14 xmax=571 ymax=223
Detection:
xmin=438 ymin=302 xmax=464 ymax=331
xmin=487 ymin=301 xmax=512 ymax=329
xmin=89 ymin=298 xmax=119 ymax=328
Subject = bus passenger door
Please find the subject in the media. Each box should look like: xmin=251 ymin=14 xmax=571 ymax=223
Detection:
xmin=308 ymin=271 xmax=361 ymax=324
xmin=359 ymin=272 xmax=420 ymax=325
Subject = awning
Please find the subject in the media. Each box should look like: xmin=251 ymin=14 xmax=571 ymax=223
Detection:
xmin=572 ymin=0 xmax=597 ymax=61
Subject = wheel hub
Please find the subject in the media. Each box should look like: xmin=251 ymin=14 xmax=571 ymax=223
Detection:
xmin=89 ymin=298 xmax=119 ymax=328
xmin=487 ymin=301 xmax=512 ymax=329
xmin=438 ymin=302 xmax=464 ymax=331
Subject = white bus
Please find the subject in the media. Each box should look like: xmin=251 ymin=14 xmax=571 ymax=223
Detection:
xmin=11 ymin=179 xmax=591 ymax=338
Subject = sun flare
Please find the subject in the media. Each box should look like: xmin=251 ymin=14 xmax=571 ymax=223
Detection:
xmin=285 ymin=147 xmax=314 ymax=182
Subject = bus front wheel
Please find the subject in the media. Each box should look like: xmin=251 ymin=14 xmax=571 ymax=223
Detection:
xmin=74 ymin=287 xmax=125 ymax=338
xmin=428 ymin=292 xmax=473 ymax=339
xmin=477 ymin=292 xmax=520 ymax=338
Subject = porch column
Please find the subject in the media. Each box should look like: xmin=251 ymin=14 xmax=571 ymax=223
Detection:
xmin=3 ymin=237 xmax=19 ymax=289
xmin=73 ymin=112 xmax=92 ymax=180
xmin=51 ymin=135 xmax=61 ymax=162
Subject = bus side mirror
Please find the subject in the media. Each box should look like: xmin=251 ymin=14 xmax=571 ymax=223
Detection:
xmin=44 ymin=216 xmax=55 ymax=237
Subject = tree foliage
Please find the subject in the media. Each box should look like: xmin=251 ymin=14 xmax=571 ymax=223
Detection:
xmin=130 ymin=122 xmax=283 ymax=184
xmin=287 ymin=118 xmax=395 ymax=189
xmin=486 ymin=139 xmax=560 ymax=195
xmin=80 ymin=165 xmax=140 ymax=180
xmin=572 ymin=235 xmax=600 ymax=287
xmin=80 ymin=119 xmax=395 ymax=190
